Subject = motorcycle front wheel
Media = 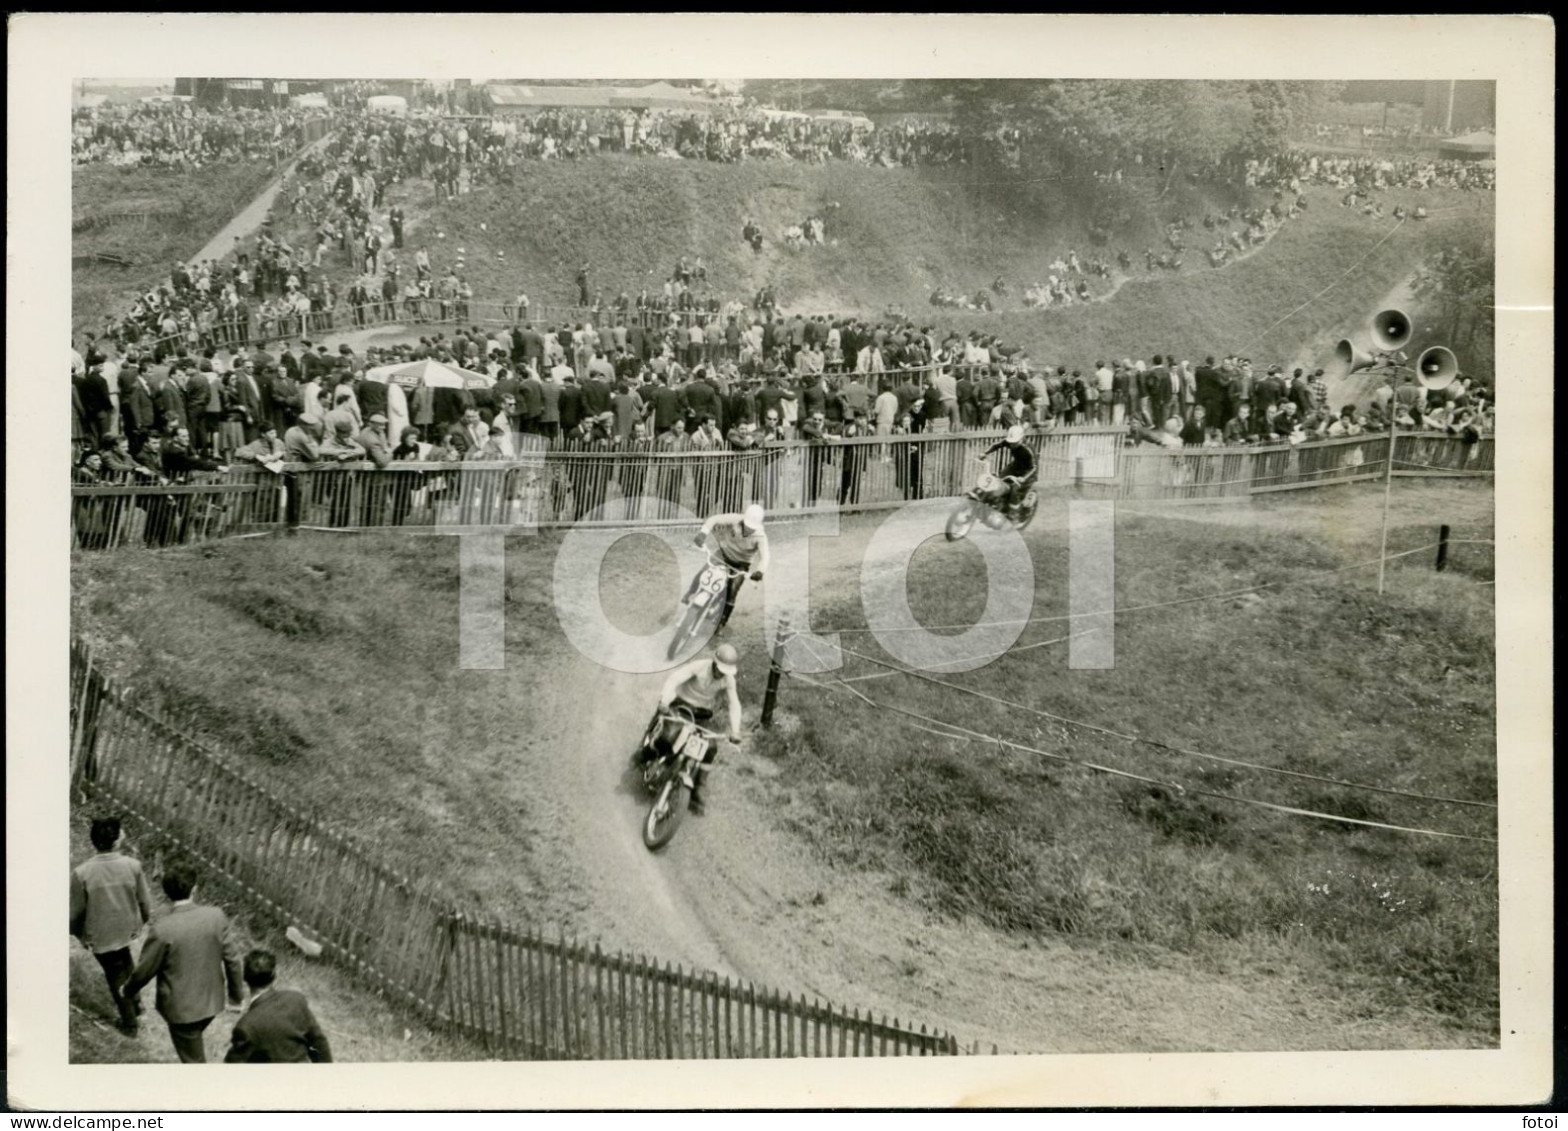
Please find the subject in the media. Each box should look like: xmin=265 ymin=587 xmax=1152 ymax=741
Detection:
xmin=1015 ymin=492 xmax=1040 ymax=531
xmin=666 ymin=604 xmax=702 ymax=661
xmin=643 ymin=776 xmax=688 ymax=851
xmin=945 ymin=501 xmax=976 ymax=542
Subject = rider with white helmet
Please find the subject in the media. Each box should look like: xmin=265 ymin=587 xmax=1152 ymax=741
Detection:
xmin=977 ymin=424 xmax=1038 ymax=514
xmin=648 ymin=642 xmax=743 ymax=813
xmin=693 ymin=503 xmax=769 ymax=630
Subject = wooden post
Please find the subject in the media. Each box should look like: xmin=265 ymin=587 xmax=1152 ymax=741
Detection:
xmin=1436 ymin=524 xmax=1451 ymax=572
xmin=761 ymin=613 xmax=793 ymax=728
xmin=1377 ymin=421 xmax=1397 ymax=595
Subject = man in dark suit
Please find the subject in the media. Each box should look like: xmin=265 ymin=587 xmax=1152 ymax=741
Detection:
xmin=225 ymin=949 xmax=333 ymax=1063
xmin=119 ymin=363 xmax=158 ymax=452
xmin=556 ymin=374 xmax=584 ymax=435
xmin=580 ymin=372 xmax=612 ymax=420
xmin=78 ymin=364 xmax=115 ymax=449
xmin=518 ymin=366 xmax=546 ymax=434
xmin=123 ymin=862 xmax=245 ymax=1063
xmin=523 ymin=326 xmax=546 ymax=371
xmin=230 ymin=361 xmax=267 ymax=443
xmin=1194 ymin=356 xmax=1226 ymax=426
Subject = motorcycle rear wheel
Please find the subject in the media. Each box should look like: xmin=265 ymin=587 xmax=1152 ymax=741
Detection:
xmin=643 ymin=777 xmax=688 ymax=851
xmin=945 ymin=502 xmax=975 ymax=542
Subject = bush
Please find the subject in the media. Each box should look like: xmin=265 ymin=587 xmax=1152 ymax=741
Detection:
xmin=1119 ymin=784 xmax=1236 ymax=847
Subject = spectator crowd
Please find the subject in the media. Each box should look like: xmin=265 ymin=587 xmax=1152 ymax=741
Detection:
xmin=75 ymin=97 xmax=1496 ymax=531
xmin=72 ymin=100 xmax=337 ymax=170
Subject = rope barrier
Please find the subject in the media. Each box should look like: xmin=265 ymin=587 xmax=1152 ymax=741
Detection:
xmin=830 ymin=641 xmax=1496 ymax=810
xmin=825 ymin=629 xmax=1095 ymax=685
xmin=1243 ymin=217 xmax=1406 ymax=348
xmin=794 ymin=661 xmax=1495 ymax=843
xmin=827 ymin=541 xmax=1446 ymax=636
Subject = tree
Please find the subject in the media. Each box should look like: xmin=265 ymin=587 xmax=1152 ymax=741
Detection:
xmin=1412 ymin=232 xmax=1495 ymax=376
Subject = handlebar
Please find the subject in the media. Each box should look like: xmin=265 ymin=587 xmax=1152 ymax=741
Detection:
xmin=697 ymin=548 xmax=751 ymax=578
xmin=657 ymin=707 xmax=731 ymax=741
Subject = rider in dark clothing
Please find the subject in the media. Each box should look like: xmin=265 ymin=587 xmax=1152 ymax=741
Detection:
xmin=978 ymin=425 xmax=1037 ymax=513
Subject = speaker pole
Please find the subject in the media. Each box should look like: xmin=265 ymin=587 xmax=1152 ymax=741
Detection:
xmin=1378 ymin=412 xmax=1398 ymax=596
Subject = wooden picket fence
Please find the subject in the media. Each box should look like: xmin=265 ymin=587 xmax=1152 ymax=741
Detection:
xmin=68 ymin=641 xmax=957 ymax=1059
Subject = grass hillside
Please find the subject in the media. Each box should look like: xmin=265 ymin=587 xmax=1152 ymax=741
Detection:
xmin=276 ymin=154 xmax=1489 ymax=385
xmin=278 ymin=157 xmax=1256 ymax=318
xmin=69 ymin=482 xmax=1498 ymax=1046
xmin=930 ymin=188 xmax=1487 ymax=373
xmin=72 ymin=162 xmax=276 ymax=340
xmin=759 ymin=487 xmax=1497 ymax=1036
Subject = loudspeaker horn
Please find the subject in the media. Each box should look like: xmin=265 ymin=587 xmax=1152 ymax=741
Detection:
xmin=1415 ymin=346 xmax=1459 ymax=390
xmin=1334 ymin=338 xmax=1379 ymax=373
xmin=1370 ymin=308 xmax=1413 ymax=352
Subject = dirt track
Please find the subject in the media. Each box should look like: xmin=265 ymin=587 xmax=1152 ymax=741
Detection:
xmin=505 ymin=493 xmax=1490 ymax=1053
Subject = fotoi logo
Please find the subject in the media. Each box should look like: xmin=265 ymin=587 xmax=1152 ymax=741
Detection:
xmin=453 ymin=431 xmax=1118 ymax=675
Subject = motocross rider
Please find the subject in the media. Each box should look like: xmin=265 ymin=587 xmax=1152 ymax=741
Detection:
xmin=643 ymin=643 xmax=744 ymax=814
xmin=977 ymin=424 xmax=1038 ymax=515
xmin=693 ymin=503 xmax=770 ymax=630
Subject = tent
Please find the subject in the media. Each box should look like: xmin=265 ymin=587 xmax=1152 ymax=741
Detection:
xmin=487 ymin=84 xmax=621 ymax=111
xmin=608 ymin=81 xmax=718 ymax=111
xmin=1439 ymin=130 xmax=1495 ymax=159
xmin=811 ymin=109 xmax=874 ymax=130
xmin=365 ymin=94 xmax=408 ymax=117
xmin=759 ymin=107 xmax=813 ymax=123
xmin=365 ymin=358 xmax=493 ymax=391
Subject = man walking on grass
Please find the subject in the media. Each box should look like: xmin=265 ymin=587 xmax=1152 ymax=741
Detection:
xmin=123 ymin=862 xmax=246 ymax=1063
xmin=225 ymin=949 xmax=333 ymax=1064
xmin=70 ymin=816 xmax=153 ymax=1035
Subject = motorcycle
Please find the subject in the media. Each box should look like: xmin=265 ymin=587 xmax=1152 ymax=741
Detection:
xmin=666 ymin=550 xmax=750 ymax=661
xmin=945 ymin=471 xmax=1039 ymax=542
xmin=634 ymin=707 xmax=725 ymax=850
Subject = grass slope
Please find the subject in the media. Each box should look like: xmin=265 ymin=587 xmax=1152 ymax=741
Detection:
xmin=72 ymin=162 xmax=276 ymax=340
xmin=937 ymin=190 xmax=1488 ymax=372
xmin=275 ymin=155 xmax=1489 ymax=387
xmin=70 ymin=482 xmax=1498 ymax=1044
xmin=761 ymin=485 xmax=1497 ymax=1035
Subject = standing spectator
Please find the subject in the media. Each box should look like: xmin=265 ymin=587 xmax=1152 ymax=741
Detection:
xmin=123 ymin=861 xmax=246 ymax=1064
xmin=70 ymin=815 xmax=153 ymax=1034
xmin=1308 ymin=368 xmax=1330 ymax=414
xmin=224 ymin=948 xmax=333 ymax=1063
xmin=576 ymin=263 xmax=591 ymax=307
xmin=834 ymin=413 xmax=868 ymax=505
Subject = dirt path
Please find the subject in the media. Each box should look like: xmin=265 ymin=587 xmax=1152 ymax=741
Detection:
xmin=185 ymin=133 xmax=337 ymax=267
xmin=508 ymin=501 xmax=1487 ymax=1053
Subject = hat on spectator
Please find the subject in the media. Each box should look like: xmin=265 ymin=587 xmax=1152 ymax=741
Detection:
xmin=368 ymin=413 xmax=389 ymax=425
xmin=298 ymin=413 xmax=321 ymax=426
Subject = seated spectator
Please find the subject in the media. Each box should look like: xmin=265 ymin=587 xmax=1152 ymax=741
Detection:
xmin=1223 ymin=404 xmax=1259 ymax=445
xmin=234 ymin=425 xmax=286 ymax=470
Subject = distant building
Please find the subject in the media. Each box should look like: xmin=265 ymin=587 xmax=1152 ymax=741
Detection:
xmin=487 ymin=84 xmax=624 ymax=113
xmin=1421 ymin=81 xmax=1495 ymax=133
xmin=176 ymin=77 xmax=331 ymax=110
xmin=485 ymin=81 xmax=718 ymax=115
